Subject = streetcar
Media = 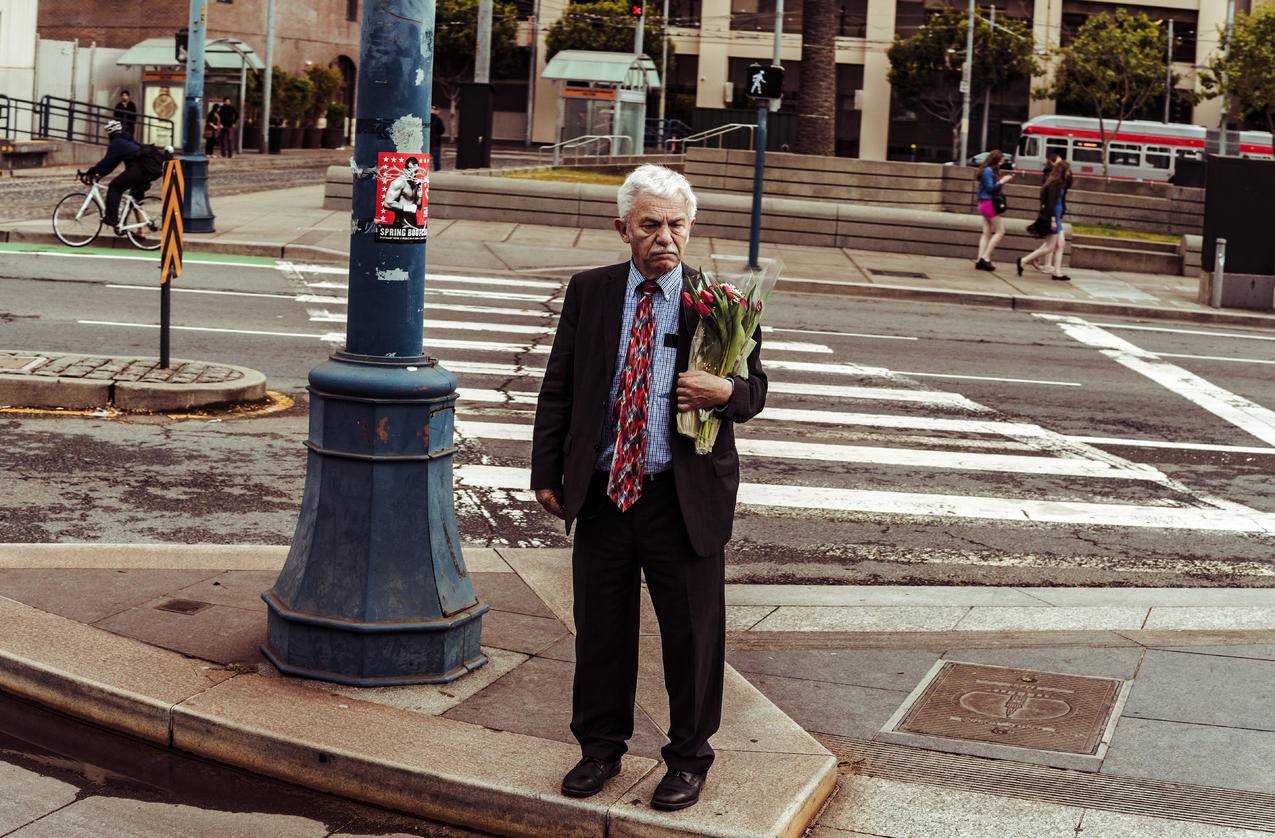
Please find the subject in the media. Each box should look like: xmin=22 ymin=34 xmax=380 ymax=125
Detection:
xmin=1013 ymin=114 xmax=1274 ymax=182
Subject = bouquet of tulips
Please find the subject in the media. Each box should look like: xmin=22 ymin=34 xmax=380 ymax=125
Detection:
xmin=677 ymin=258 xmax=782 ymax=454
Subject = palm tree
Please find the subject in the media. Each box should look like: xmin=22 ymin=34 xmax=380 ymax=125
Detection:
xmin=796 ymin=0 xmax=837 ymax=155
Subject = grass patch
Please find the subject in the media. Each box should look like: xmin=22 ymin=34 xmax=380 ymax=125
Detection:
xmin=1071 ymin=224 xmax=1180 ymax=245
xmin=495 ymin=168 xmax=627 ymax=186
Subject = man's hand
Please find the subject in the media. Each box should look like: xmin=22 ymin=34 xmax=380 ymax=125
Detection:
xmin=677 ymin=370 xmax=733 ymax=413
xmin=536 ymin=488 xmax=566 ymax=520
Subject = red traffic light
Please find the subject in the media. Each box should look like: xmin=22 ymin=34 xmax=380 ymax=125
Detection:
xmin=631 ymin=3 xmax=643 ymax=15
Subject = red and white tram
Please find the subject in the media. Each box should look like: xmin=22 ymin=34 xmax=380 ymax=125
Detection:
xmin=1014 ymin=115 xmax=1275 ymax=182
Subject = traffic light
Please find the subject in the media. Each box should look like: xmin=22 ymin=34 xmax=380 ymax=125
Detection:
xmin=175 ymin=28 xmax=189 ymax=63
xmin=746 ymin=63 xmax=784 ymax=100
xmin=630 ymin=2 xmax=643 ymax=16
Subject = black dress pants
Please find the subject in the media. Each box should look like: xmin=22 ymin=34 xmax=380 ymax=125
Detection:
xmin=570 ymin=471 xmax=726 ymax=774
xmin=105 ymin=163 xmax=148 ymax=227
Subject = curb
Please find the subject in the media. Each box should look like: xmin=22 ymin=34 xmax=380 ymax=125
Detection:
xmin=0 ymin=229 xmax=348 ymax=266
xmin=0 ymin=353 xmax=267 ymax=412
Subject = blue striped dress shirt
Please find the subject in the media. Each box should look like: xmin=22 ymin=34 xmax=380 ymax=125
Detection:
xmin=597 ymin=261 xmax=684 ymax=475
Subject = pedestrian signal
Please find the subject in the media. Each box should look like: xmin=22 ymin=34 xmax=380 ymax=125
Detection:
xmin=631 ymin=3 xmax=643 ymax=16
xmin=746 ymin=64 xmax=784 ymax=100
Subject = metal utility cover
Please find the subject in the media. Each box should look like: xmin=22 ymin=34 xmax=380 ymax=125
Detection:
xmin=877 ymin=661 xmax=1131 ymax=772
xmin=155 ymin=598 xmax=210 ymax=615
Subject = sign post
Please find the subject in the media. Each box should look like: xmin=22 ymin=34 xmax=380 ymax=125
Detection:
xmin=159 ymin=159 xmax=185 ymax=369
xmin=746 ymin=62 xmax=783 ymax=269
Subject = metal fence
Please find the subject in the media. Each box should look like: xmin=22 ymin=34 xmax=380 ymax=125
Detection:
xmin=0 ymin=94 xmax=175 ymax=147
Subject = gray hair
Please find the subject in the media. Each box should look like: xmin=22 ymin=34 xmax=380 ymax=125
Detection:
xmin=616 ymin=164 xmax=697 ymax=223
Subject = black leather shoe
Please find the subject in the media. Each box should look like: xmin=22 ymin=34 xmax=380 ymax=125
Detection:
xmin=561 ymin=756 xmax=621 ymax=798
xmin=651 ymin=769 xmax=707 ymax=810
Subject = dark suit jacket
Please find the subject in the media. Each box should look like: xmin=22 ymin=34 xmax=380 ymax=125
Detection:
xmin=531 ymin=262 xmax=767 ymax=557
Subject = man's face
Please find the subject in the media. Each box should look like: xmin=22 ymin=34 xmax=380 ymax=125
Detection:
xmin=405 ymin=161 xmax=418 ymax=176
xmin=615 ymin=192 xmax=693 ymax=279
xmin=121 ymin=93 xmax=130 ymax=103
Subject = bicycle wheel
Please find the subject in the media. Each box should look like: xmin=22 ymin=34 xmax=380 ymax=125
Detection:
xmin=125 ymin=196 xmax=162 ymax=251
xmin=52 ymin=192 xmax=102 ymax=247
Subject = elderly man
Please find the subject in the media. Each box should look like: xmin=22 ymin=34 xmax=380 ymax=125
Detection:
xmin=531 ymin=164 xmax=766 ymax=810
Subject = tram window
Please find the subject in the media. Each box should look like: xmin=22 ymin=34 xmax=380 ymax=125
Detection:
xmin=1019 ymin=136 xmax=1040 ymax=157
xmin=1045 ymin=139 xmax=1068 ymax=159
xmin=1108 ymin=143 xmax=1141 ymax=166
xmin=1145 ymin=146 xmax=1171 ymax=169
xmin=1073 ymin=141 xmax=1103 ymax=163
xmin=1175 ymin=148 xmax=1203 ymax=161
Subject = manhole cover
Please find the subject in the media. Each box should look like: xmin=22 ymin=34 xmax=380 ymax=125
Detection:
xmin=155 ymin=599 xmax=210 ymax=615
xmin=876 ymin=661 xmax=1130 ymax=772
xmin=869 ymin=269 xmax=929 ymax=280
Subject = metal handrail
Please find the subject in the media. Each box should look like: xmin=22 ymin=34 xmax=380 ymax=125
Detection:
xmin=2 ymin=94 xmax=178 ymax=147
xmin=539 ymin=134 xmax=632 ymax=166
xmin=667 ymin=123 xmax=756 ymax=152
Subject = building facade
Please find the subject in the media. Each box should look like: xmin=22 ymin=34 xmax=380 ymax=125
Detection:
xmin=526 ymin=0 xmax=1271 ymax=160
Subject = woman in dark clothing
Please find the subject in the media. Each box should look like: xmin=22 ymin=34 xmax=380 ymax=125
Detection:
xmin=974 ymin=149 xmax=1015 ymax=271
xmin=204 ymin=104 xmax=222 ymax=157
xmin=1018 ymin=160 xmax=1071 ymax=282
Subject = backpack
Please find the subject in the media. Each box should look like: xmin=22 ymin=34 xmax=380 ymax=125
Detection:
xmin=136 ymin=144 xmax=170 ymax=180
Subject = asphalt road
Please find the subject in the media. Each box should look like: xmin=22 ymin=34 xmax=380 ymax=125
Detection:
xmin=4 ymin=244 xmax=1275 ymax=586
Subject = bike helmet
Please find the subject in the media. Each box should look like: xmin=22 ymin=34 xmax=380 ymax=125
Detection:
xmin=105 ymin=120 xmax=123 ymax=135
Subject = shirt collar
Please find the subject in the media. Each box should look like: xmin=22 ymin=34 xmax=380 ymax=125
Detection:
xmin=627 ymin=261 xmax=683 ymax=300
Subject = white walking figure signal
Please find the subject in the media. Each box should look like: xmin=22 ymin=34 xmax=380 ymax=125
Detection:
xmin=750 ymin=69 xmax=765 ymax=96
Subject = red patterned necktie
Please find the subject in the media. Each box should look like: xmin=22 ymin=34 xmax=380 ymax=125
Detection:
xmin=607 ymin=279 xmax=661 ymax=512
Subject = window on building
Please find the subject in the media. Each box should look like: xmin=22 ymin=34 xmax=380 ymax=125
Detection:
xmin=1145 ymin=145 xmax=1171 ymax=169
xmin=729 ymin=0 xmax=867 ymax=36
xmin=347 ymin=0 xmax=358 ymax=21
xmin=1072 ymin=140 xmax=1102 ymax=163
xmin=1108 ymin=142 xmax=1141 ymax=167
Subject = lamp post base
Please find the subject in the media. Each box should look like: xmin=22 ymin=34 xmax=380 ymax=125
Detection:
xmin=262 ymin=592 xmax=488 ymax=687
xmin=262 ymin=352 xmax=486 ymax=687
xmin=177 ymin=153 xmax=215 ymax=233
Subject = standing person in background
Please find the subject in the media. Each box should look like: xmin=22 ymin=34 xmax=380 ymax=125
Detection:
xmin=974 ymin=150 xmax=1014 ymax=271
xmin=204 ymin=104 xmax=222 ymax=158
xmin=218 ymin=99 xmax=239 ymax=159
xmin=429 ymin=104 xmax=445 ymax=173
xmin=1018 ymin=160 xmax=1071 ymax=282
xmin=112 ymin=91 xmax=138 ymax=138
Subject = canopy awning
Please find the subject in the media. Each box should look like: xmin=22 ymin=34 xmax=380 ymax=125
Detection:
xmin=116 ymin=37 xmax=265 ymax=71
xmin=542 ymin=50 xmax=660 ymax=90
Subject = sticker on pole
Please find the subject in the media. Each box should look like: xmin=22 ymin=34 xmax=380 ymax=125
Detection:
xmin=374 ymin=151 xmax=429 ymax=242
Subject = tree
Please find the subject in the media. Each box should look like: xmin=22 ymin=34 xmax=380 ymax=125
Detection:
xmin=1201 ymin=5 xmax=1275 ymax=136
xmin=545 ymin=0 xmax=670 ymax=79
xmin=306 ymin=64 xmax=345 ymax=125
xmin=1036 ymin=9 xmax=1173 ymax=176
xmin=434 ymin=0 xmax=521 ymax=114
xmin=796 ymin=0 xmax=837 ymax=155
xmin=888 ymin=8 xmax=1037 ymax=162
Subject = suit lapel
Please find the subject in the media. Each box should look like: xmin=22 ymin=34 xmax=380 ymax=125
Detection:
xmin=600 ymin=262 xmax=630 ymax=390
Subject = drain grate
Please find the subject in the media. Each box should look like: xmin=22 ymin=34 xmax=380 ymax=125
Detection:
xmin=155 ymin=598 xmax=210 ymax=615
xmin=821 ymin=734 xmax=1275 ymax=834
xmin=869 ymin=268 xmax=929 ymax=280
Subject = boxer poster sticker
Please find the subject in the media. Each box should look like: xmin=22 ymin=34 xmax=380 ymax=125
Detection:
xmin=375 ymin=152 xmax=429 ymax=242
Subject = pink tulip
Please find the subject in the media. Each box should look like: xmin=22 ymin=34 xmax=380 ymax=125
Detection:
xmin=699 ymin=288 xmax=715 ymax=306
xmin=695 ymin=299 xmax=711 ymax=317
xmin=681 ymin=291 xmax=695 ymax=309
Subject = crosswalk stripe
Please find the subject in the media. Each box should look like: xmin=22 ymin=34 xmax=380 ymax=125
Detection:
xmin=455 ymin=420 xmax=1163 ymax=479
xmin=765 ymin=359 xmax=1083 ymax=387
xmin=305 ymin=281 xmax=553 ymax=303
xmin=290 ymin=264 xmax=561 ymax=289
xmin=455 ymin=464 xmax=1275 ymax=533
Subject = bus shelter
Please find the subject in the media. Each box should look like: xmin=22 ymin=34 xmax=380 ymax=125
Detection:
xmin=116 ymin=37 xmax=264 ymax=148
xmin=541 ymin=51 xmax=660 ymax=159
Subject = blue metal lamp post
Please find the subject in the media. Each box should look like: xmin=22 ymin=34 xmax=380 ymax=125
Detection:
xmin=179 ymin=0 xmax=215 ymax=232
xmin=261 ymin=0 xmax=488 ymax=686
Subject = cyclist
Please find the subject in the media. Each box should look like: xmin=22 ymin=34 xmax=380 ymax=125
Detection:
xmin=84 ymin=120 xmax=150 ymax=235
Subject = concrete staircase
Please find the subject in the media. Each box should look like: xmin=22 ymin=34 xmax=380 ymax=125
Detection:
xmin=1069 ymin=234 xmax=1183 ymax=276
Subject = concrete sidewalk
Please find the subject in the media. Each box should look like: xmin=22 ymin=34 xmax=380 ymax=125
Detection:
xmin=5 ymin=184 xmax=1270 ymax=329
xmin=2 ymin=543 xmax=1273 ymax=837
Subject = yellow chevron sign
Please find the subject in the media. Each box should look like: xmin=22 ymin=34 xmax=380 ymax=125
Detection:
xmin=161 ymin=160 xmax=185 ymax=283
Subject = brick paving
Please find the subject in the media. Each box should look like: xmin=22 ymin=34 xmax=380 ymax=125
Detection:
xmin=0 ymin=351 xmax=242 ymax=385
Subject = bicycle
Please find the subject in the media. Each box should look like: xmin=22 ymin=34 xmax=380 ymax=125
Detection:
xmin=52 ymin=171 xmax=161 ymax=251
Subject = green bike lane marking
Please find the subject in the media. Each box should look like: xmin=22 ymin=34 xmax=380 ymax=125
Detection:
xmin=0 ymin=242 xmax=276 ymax=266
